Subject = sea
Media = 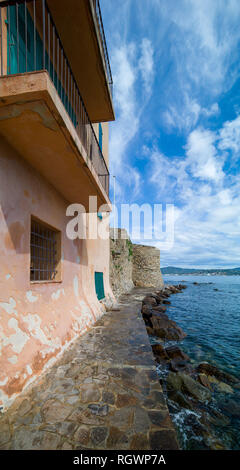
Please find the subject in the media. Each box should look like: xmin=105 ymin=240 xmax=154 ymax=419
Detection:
xmin=157 ymin=274 xmax=240 ymax=450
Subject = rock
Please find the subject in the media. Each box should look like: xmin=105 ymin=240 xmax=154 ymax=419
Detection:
xmin=216 ymin=382 xmax=234 ymax=394
xmin=88 ymin=404 xmax=109 ymax=416
xmin=91 ymin=427 xmax=108 ymax=446
xmin=198 ymin=374 xmax=212 ymax=390
xmin=151 ymin=344 xmax=169 ymax=362
xmin=178 ymin=284 xmax=187 ymax=289
xmin=168 ymin=391 xmax=193 ymax=409
xmin=152 ymin=305 xmax=167 ymax=313
xmin=41 ymin=400 xmax=71 ymax=423
xmin=169 ymin=359 xmax=193 ymax=374
xmin=196 ymin=362 xmax=239 ymax=385
xmin=180 ymin=373 xmax=212 ymax=402
xmin=167 ymin=372 xmax=182 ymax=392
xmin=141 ymin=304 xmax=153 ymax=316
xmin=220 ymin=399 xmax=240 ymax=418
xmin=150 ymin=316 xmax=186 ymax=341
xmin=207 ymin=409 xmax=230 ymax=427
xmin=163 ymin=300 xmax=171 ymax=305
xmin=142 ymin=296 xmax=158 ymax=307
xmin=165 ymin=345 xmax=190 ymax=361
xmin=193 ymin=282 xmax=199 ymax=285
xmin=167 ymin=372 xmax=211 ymax=402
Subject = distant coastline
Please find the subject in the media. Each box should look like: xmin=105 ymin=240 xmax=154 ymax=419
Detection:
xmin=162 ymin=266 xmax=240 ymax=276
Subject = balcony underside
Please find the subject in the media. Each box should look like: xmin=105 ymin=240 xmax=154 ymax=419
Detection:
xmin=0 ymin=71 xmax=111 ymax=211
xmin=47 ymin=0 xmax=114 ymax=123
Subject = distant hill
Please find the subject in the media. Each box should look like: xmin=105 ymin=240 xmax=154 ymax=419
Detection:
xmin=162 ymin=266 xmax=240 ymax=275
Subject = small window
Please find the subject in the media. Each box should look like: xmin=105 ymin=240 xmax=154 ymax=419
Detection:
xmin=30 ymin=217 xmax=61 ymax=282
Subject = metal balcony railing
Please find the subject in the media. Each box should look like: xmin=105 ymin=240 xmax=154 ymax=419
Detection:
xmin=92 ymin=0 xmax=113 ymax=97
xmin=0 ymin=0 xmax=110 ymax=195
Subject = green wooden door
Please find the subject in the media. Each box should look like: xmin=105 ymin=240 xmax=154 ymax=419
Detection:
xmin=95 ymin=272 xmax=105 ymax=300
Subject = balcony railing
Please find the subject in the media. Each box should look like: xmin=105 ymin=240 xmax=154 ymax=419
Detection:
xmin=92 ymin=0 xmax=113 ymax=97
xmin=0 ymin=0 xmax=109 ymax=195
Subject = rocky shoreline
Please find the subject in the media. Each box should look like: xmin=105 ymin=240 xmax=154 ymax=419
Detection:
xmin=141 ymin=284 xmax=240 ymax=450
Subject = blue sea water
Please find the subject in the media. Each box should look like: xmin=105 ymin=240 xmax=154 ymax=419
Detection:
xmin=160 ymin=274 xmax=240 ymax=450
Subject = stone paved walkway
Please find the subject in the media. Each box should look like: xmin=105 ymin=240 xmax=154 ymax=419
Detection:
xmin=0 ymin=288 xmax=179 ymax=450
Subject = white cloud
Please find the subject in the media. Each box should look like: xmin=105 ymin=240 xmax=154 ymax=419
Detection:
xmin=185 ymin=128 xmax=225 ymax=183
xmin=139 ymin=38 xmax=154 ymax=94
xmin=109 ymin=38 xmax=154 ymax=200
xmin=147 ymin=116 xmax=240 ymax=267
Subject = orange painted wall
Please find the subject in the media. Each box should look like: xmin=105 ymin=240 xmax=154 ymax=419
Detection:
xmin=0 ymin=136 xmax=113 ymax=409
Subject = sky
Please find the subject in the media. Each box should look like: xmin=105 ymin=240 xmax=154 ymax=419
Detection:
xmin=101 ymin=0 xmax=240 ymax=269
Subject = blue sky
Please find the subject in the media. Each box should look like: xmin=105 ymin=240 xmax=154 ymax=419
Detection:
xmin=101 ymin=0 xmax=240 ymax=268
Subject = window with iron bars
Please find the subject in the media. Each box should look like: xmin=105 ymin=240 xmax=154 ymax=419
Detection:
xmin=30 ymin=217 xmax=61 ymax=282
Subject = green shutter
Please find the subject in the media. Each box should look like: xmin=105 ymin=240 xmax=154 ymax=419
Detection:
xmin=95 ymin=272 xmax=105 ymax=300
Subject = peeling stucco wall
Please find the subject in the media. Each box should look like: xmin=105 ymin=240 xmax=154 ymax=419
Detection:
xmin=0 ymin=137 xmax=114 ymax=410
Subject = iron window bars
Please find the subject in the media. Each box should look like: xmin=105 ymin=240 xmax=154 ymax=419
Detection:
xmin=30 ymin=218 xmax=59 ymax=282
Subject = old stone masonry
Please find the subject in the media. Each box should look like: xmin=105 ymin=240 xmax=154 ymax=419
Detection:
xmin=0 ymin=288 xmax=178 ymax=450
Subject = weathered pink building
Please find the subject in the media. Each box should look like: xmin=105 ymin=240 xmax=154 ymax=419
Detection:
xmin=0 ymin=0 xmax=115 ymax=409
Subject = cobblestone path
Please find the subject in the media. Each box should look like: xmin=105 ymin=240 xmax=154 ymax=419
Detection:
xmin=0 ymin=288 xmax=179 ymax=450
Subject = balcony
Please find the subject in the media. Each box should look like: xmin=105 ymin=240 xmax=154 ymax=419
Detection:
xmin=46 ymin=0 xmax=115 ymax=123
xmin=0 ymin=0 xmax=111 ymax=209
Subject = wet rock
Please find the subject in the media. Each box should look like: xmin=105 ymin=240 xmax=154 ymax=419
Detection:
xmin=167 ymin=372 xmax=211 ymax=402
xmin=167 ymin=372 xmax=183 ymax=392
xmin=168 ymin=391 xmax=193 ymax=409
xmin=196 ymin=362 xmax=239 ymax=385
xmin=216 ymin=382 xmax=234 ymax=394
xmin=151 ymin=344 xmax=169 ymax=362
xmin=152 ymin=305 xmax=167 ymax=314
xmin=198 ymin=373 xmax=212 ymax=390
xmin=165 ymin=345 xmax=190 ymax=362
xmin=163 ymin=300 xmax=171 ymax=305
xmin=220 ymin=399 xmax=240 ymax=417
xmin=150 ymin=315 xmax=186 ymax=341
xmin=180 ymin=373 xmax=212 ymax=402
xmin=169 ymin=359 xmax=193 ymax=374
xmin=207 ymin=409 xmax=230 ymax=427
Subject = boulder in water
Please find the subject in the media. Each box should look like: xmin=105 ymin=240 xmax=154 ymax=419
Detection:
xmin=196 ymin=362 xmax=239 ymax=385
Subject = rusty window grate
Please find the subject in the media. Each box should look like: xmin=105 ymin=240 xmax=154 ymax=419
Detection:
xmin=30 ymin=218 xmax=59 ymax=282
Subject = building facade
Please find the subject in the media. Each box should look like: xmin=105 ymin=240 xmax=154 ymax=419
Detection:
xmin=0 ymin=0 xmax=115 ymax=409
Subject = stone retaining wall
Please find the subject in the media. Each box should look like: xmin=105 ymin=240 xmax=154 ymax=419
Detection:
xmin=110 ymin=229 xmax=164 ymax=297
xmin=110 ymin=228 xmax=134 ymax=298
xmin=132 ymin=244 xmax=164 ymax=288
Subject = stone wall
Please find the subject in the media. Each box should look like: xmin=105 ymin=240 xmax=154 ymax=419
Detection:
xmin=132 ymin=244 xmax=164 ymax=288
xmin=110 ymin=228 xmax=164 ymax=297
xmin=110 ymin=228 xmax=134 ymax=298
